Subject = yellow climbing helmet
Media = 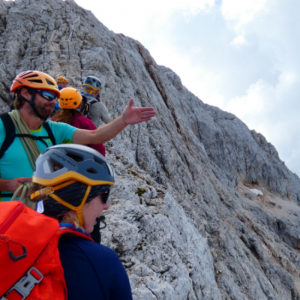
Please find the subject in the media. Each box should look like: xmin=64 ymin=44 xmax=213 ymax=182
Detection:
xmin=59 ymin=87 xmax=82 ymax=109
xmin=56 ymin=76 xmax=69 ymax=84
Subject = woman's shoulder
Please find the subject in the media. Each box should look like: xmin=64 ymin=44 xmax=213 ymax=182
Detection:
xmin=59 ymin=236 xmax=118 ymax=260
xmin=72 ymin=115 xmax=89 ymax=122
xmin=72 ymin=115 xmax=96 ymax=129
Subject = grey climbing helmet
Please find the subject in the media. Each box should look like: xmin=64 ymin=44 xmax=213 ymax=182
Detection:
xmin=30 ymin=144 xmax=114 ymax=226
xmin=83 ymin=76 xmax=101 ymax=91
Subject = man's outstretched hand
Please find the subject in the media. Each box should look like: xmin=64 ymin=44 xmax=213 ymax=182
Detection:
xmin=73 ymin=98 xmax=157 ymax=145
xmin=122 ymin=99 xmax=156 ymax=125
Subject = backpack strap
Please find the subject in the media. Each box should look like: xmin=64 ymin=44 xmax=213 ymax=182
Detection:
xmin=85 ymin=100 xmax=98 ymax=117
xmin=15 ymin=119 xmax=56 ymax=148
xmin=0 ymin=112 xmax=16 ymax=160
xmin=43 ymin=121 xmax=56 ymax=146
xmin=81 ymin=94 xmax=98 ymax=118
xmin=0 ymin=114 xmax=56 ymax=160
xmin=0 ymin=114 xmax=56 ymax=199
xmin=0 ymin=113 xmax=15 ymax=198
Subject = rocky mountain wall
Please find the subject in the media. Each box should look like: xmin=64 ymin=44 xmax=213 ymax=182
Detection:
xmin=1 ymin=1 xmax=300 ymax=299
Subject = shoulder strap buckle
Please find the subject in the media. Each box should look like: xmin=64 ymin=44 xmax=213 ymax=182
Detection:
xmin=32 ymin=187 xmax=54 ymax=198
xmin=1 ymin=267 xmax=43 ymax=300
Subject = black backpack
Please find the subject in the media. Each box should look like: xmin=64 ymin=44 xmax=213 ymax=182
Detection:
xmin=0 ymin=112 xmax=56 ymax=197
xmin=81 ymin=94 xmax=98 ymax=118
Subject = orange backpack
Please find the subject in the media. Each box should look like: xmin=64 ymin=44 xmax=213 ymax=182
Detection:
xmin=0 ymin=201 xmax=92 ymax=300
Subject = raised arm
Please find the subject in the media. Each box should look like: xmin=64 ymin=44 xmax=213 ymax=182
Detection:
xmin=73 ymin=98 xmax=156 ymax=145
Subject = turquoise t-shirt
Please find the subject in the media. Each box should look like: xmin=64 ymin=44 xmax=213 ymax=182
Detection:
xmin=0 ymin=120 xmax=77 ymax=201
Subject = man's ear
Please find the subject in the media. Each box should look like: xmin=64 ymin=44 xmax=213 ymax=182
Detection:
xmin=19 ymin=88 xmax=32 ymax=101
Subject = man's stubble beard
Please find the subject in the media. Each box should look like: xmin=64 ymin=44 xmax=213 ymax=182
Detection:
xmin=29 ymin=101 xmax=53 ymax=120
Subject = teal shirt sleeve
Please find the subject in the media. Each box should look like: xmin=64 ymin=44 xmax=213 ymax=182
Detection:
xmin=47 ymin=120 xmax=78 ymax=144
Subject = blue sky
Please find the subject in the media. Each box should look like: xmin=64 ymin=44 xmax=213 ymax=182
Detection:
xmin=75 ymin=0 xmax=300 ymax=177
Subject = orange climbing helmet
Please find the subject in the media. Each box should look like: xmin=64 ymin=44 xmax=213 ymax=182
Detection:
xmin=59 ymin=87 xmax=82 ymax=109
xmin=10 ymin=70 xmax=60 ymax=98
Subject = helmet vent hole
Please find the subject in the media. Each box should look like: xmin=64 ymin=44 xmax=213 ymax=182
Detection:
xmin=29 ymin=79 xmax=43 ymax=83
xmin=46 ymin=78 xmax=55 ymax=86
xmin=53 ymin=162 xmax=64 ymax=172
xmin=86 ymin=168 xmax=97 ymax=174
xmin=66 ymin=153 xmax=83 ymax=162
xmin=94 ymin=157 xmax=109 ymax=173
xmin=24 ymin=74 xmax=39 ymax=79
xmin=20 ymin=71 xmax=33 ymax=78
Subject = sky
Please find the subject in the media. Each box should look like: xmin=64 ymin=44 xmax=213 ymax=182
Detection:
xmin=75 ymin=0 xmax=300 ymax=177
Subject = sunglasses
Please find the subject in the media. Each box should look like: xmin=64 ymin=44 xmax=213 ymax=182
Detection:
xmin=100 ymin=188 xmax=110 ymax=203
xmin=36 ymin=89 xmax=58 ymax=101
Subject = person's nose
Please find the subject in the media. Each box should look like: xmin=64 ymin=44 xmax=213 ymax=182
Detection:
xmin=103 ymin=202 xmax=110 ymax=210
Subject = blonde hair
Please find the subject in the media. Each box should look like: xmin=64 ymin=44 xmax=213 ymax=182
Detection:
xmin=60 ymin=213 xmax=83 ymax=230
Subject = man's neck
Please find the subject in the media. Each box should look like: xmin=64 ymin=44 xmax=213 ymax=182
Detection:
xmin=19 ymin=108 xmax=43 ymax=130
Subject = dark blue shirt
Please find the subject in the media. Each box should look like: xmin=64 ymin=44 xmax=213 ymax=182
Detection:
xmin=58 ymin=236 xmax=133 ymax=300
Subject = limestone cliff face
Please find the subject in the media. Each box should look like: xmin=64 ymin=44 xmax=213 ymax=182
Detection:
xmin=1 ymin=1 xmax=300 ymax=299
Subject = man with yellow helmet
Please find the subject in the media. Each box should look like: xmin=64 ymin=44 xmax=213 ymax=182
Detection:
xmin=53 ymin=76 xmax=69 ymax=114
xmin=56 ymin=76 xmax=69 ymax=90
xmin=0 ymin=70 xmax=156 ymax=201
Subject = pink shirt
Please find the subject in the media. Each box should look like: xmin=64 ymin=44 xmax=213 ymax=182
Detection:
xmin=71 ymin=116 xmax=106 ymax=156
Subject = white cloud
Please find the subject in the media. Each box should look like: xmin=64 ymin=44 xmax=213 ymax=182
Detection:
xmin=226 ymin=80 xmax=270 ymax=117
xmin=232 ymin=34 xmax=247 ymax=46
xmin=221 ymin=0 xmax=270 ymax=27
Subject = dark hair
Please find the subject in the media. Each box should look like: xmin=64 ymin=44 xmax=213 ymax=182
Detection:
xmin=30 ymin=158 xmax=87 ymax=221
xmin=13 ymin=88 xmax=34 ymax=109
xmin=30 ymin=181 xmax=109 ymax=222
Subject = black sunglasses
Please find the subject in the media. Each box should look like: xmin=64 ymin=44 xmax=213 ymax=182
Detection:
xmin=36 ymin=89 xmax=57 ymax=101
xmin=98 ymin=186 xmax=111 ymax=204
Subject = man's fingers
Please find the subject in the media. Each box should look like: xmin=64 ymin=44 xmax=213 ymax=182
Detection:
xmin=128 ymin=98 xmax=134 ymax=108
xmin=141 ymin=111 xmax=156 ymax=118
xmin=138 ymin=108 xmax=156 ymax=115
xmin=22 ymin=177 xmax=32 ymax=182
xmin=141 ymin=107 xmax=156 ymax=112
xmin=135 ymin=117 xmax=154 ymax=124
xmin=18 ymin=177 xmax=32 ymax=184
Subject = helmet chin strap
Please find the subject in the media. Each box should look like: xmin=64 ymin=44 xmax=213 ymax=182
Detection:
xmin=18 ymin=90 xmax=47 ymax=121
xmin=48 ymin=185 xmax=92 ymax=228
